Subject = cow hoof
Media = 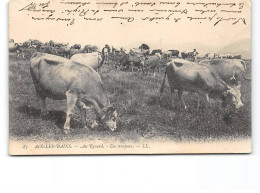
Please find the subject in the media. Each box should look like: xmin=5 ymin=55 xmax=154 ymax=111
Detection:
xmin=90 ymin=120 xmax=99 ymax=129
xmin=40 ymin=112 xmax=49 ymax=119
xmin=63 ymin=129 xmax=70 ymax=134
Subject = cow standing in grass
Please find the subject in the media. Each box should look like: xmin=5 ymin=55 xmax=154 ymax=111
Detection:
xmin=159 ymin=59 xmax=243 ymax=110
xmin=117 ymin=52 xmax=145 ymax=72
xmin=30 ymin=53 xmax=117 ymax=134
xmin=70 ymin=50 xmax=105 ymax=72
xmin=141 ymin=53 xmax=161 ymax=77
xmin=199 ymin=59 xmax=247 ymax=86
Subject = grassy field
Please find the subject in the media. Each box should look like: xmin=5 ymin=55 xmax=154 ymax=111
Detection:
xmin=9 ymin=51 xmax=251 ymax=143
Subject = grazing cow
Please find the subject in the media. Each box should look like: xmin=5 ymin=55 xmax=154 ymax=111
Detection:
xmin=151 ymin=49 xmax=162 ymax=55
xmin=69 ymin=48 xmax=84 ymax=58
xmin=159 ymin=59 xmax=243 ymax=110
xmin=162 ymin=51 xmax=172 ymax=60
xmin=140 ymin=54 xmax=161 ymax=77
xmin=9 ymin=42 xmax=25 ymax=58
xmin=181 ymin=52 xmax=189 ymax=59
xmin=232 ymin=55 xmax=242 ymax=59
xmin=199 ymin=59 xmax=247 ymax=85
xmin=70 ymin=52 xmax=105 ymax=72
xmin=116 ymin=51 xmax=145 ymax=72
xmin=83 ymin=45 xmax=98 ymax=53
xmin=37 ymin=45 xmax=59 ymax=56
xmin=220 ymin=53 xmax=233 ymax=59
xmin=168 ymin=50 xmax=179 ymax=58
xmin=30 ymin=53 xmax=117 ymax=134
xmin=204 ymin=53 xmax=215 ymax=60
xmin=56 ymin=46 xmax=71 ymax=58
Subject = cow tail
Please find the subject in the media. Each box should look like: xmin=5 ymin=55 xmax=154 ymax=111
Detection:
xmin=160 ymin=67 xmax=167 ymax=95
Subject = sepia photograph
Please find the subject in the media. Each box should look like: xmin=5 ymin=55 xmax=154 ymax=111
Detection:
xmin=9 ymin=0 xmax=251 ymax=155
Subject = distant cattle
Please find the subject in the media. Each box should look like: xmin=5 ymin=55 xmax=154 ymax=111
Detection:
xmin=83 ymin=45 xmax=98 ymax=53
xmin=168 ymin=50 xmax=179 ymax=57
xmin=162 ymin=51 xmax=172 ymax=60
xmin=141 ymin=54 xmax=161 ymax=77
xmin=117 ymin=52 xmax=145 ymax=72
xmin=36 ymin=45 xmax=59 ymax=56
xmin=160 ymin=59 xmax=243 ymax=109
xmin=72 ymin=44 xmax=81 ymax=50
xmin=56 ymin=46 xmax=71 ymax=58
xmin=9 ymin=42 xmax=25 ymax=58
xmin=70 ymin=52 xmax=105 ymax=72
xmin=30 ymin=53 xmax=117 ymax=134
xmin=181 ymin=52 xmax=189 ymax=59
xmin=232 ymin=55 xmax=242 ymax=59
xmin=204 ymin=53 xmax=216 ymax=60
xmin=151 ymin=49 xmax=162 ymax=56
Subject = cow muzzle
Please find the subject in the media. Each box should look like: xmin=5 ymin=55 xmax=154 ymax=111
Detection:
xmin=103 ymin=120 xmax=117 ymax=131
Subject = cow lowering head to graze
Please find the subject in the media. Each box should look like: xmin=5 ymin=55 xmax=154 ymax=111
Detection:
xmin=36 ymin=44 xmax=59 ymax=56
xmin=162 ymin=51 xmax=172 ymax=60
xmin=168 ymin=50 xmax=179 ymax=58
xmin=9 ymin=42 xmax=25 ymax=58
xmin=30 ymin=53 xmax=117 ymax=134
xmin=181 ymin=52 xmax=188 ymax=59
xmin=199 ymin=59 xmax=247 ymax=86
xmin=159 ymin=59 xmax=243 ymax=110
xmin=117 ymin=52 xmax=145 ymax=72
xmin=70 ymin=51 xmax=105 ymax=72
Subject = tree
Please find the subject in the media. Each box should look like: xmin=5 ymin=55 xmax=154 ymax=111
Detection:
xmin=139 ymin=43 xmax=150 ymax=51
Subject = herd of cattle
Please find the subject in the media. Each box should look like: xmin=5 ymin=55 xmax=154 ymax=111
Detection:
xmin=9 ymin=38 xmax=249 ymax=134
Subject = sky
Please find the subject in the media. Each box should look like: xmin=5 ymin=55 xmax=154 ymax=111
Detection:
xmin=9 ymin=0 xmax=251 ymax=54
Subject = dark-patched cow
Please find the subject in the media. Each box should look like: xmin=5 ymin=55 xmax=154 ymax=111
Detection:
xmin=117 ymin=52 xmax=145 ymax=72
xmin=70 ymin=51 xmax=105 ymax=72
xmin=181 ymin=52 xmax=188 ymax=59
xmin=72 ymin=44 xmax=81 ymax=50
xmin=168 ymin=50 xmax=179 ymax=58
xmin=199 ymin=59 xmax=247 ymax=85
xmin=159 ymin=59 xmax=243 ymax=110
xmin=37 ymin=45 xmax=59 ymax=56
xmin=56 ymin=46 xmax=71 ymax=58
xmin=30 ymin=53 xmax=117 ymax=134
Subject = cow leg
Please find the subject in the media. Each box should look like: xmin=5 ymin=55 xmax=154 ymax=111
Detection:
xmin=37 ymin=94 xmax=48 ymax=116
xmin=178 ymin=90 xmax=187 ymax=110
xmin=130 ymin=62 xmax=134 ymax=72
xmin=64 ymin=92 xmax=78 ymax=134
xmin=76 ymin=100 xmax=93 ymax=129
xmin=205 ymin=94 xmax=211 ymax=108
xmin=170 ymin=89 xmax=176 ymax=108
xmin=197 ymin=94 xmax=202 ymax=110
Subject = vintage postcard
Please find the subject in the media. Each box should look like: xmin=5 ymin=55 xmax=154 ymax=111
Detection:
xmin=9 ymin=0 xmax=251 ymax=155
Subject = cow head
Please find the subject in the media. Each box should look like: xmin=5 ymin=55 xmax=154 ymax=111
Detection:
xmin=101 ymin=106 xmax=118 ymax=131
xmin=222 ymin=85 xmax=243 ymax=109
